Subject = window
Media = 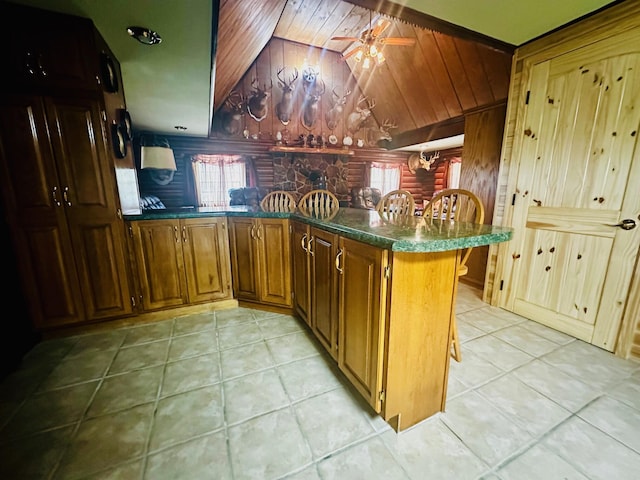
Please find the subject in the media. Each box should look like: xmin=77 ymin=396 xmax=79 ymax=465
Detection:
xmin=369 ymin=162 xmax=400 ymax=194
xmin=192 ymin=154 xmax=246 ymax=207
xmin=448 ymin=157 xmax=462 ymax=189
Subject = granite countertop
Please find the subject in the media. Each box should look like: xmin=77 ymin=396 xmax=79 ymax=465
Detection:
xmin=124 ymin=207 xmax=513 ymax=253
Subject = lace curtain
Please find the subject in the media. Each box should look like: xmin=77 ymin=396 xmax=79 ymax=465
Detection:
xmin=192 ymin=154 xmax=246 ymax=207
xmin=370 ymin=162 xmax=401 ymax=194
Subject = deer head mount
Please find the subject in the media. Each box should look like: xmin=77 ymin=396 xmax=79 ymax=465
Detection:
xmin=365 ymin=118 xmax=397 ymax=147
xmin=408 ymin=150 xmax=441 ymax=173
xmin=247 ymin=78 xmax=273 ymax=122
xmin=346 ymin=95 xmax=375 ymax=134
xmin=301 ymin=68 xmax=325 ymax=130
xmin=325 ymin=88 xmax=351 ymax=132
xmin=275 ymin=66 xmax=299 ymax=126
xmin=220 ymin=90 xmax=245 ymax=136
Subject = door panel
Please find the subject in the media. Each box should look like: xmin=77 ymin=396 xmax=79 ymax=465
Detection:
xmin=504 ymin=34 xmax=640 ymax=351
xmin=311 ymin=227 xmax=338 ymax=359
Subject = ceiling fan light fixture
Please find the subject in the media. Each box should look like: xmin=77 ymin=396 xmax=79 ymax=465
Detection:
xmin=369 ymin=44 xmax=378 ymax=57
xmin=127 ymin=26 xmax=162 ymax=45
xmin=354 ymin=50 xmax=364 ymax=62
xmin=376 ymin=52 xmax=386 ymax=65
xmin=362 ymin=56 xmax=371 ymax=69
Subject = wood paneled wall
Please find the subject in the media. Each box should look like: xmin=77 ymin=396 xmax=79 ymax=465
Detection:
xmin=459 ymin=103 xmax=507 ymax=289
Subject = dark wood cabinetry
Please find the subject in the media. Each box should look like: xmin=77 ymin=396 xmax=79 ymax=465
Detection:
xmin=0 ymin=3 xmax=139 ymax=331
xmin=0 ymin=3 xmax=100 ymax=93
xmin=229 ymin=217 xmax=292 ymax=308
xmin=0 ymin=94 xmax=133 ymax=328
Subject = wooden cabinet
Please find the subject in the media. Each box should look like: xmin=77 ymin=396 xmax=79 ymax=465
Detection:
xmin=0 ymin=94 xmax=133 ymax=329
xmin=0 ymin=3 xmax=100 ymax=94
xmin=292 ymin=221 xmax=311 ymax=324
xmin=128 ymin=218 xmax=232 ymax=311
xmin=292 ymin=220 xmax=461 ymax=431
xmin=292 ymin=221 xmax=339 ymax=358
xmin=229 ymin=217 xmax=292 ymax=307
xmin=337 ymin=237 xmax=388 ymax=409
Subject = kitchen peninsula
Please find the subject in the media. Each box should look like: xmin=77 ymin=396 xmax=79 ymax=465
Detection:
xmin=125 ymin=207 xmax=512 ymax=431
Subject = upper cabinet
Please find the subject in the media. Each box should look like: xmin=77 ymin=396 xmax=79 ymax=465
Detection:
xmin=0 ymin=3 xmax=138 ymax=331
xmin=0 ymin=2 xmax=101 ymax=94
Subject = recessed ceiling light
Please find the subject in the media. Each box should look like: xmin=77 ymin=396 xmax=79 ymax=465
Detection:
xmin=127 ymin=26 xmax=162 ymax=45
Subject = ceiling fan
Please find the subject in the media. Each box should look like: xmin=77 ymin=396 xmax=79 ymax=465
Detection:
xmin=330 ymin=12 xmax=416 ymax=68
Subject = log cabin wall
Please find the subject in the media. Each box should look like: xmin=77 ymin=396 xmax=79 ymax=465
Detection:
xmin=133 ymin=134 xmax=466 ymax=209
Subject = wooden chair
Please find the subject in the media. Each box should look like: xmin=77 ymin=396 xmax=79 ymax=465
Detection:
xmin=423 ymin=188 xmax=485 ymax=362
xmin=375 ymin=189 xmax=415 ymax=218
xmin=298 ymin=189 xmax=340 ymax=219
xmin=260 ymin=190 xmax=297 ymax=212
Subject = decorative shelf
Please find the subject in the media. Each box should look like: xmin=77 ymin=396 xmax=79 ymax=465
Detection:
xmin=268 ymin=145 xmax=355 ymax=156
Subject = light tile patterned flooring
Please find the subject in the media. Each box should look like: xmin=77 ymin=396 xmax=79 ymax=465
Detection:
xmin=1 ymin=283 xmax=640 ymax=479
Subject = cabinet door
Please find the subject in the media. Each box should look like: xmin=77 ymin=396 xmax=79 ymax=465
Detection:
xmin=130 ymin=220 xmax=187 ymax=311
xmin=182 ymin=217 xmax=232 ymax=303
xmin=1 ymin=3 xmax=99 ymax=93
xmin=338 ymin=237 xmax=387 ymax=411
xmin=291 ymin=221 xmax=310 ymax=325
xmin=228 ymin=217 xmax=259 ymax=301
xmin=45 ymin=96 xmax=133 ymax=321
xmin=257 ymin=218 xmax=292 ymax=306
xmin=0 ymin=95 xmax=83 ymax=328
xmin=310 ymin=227 xmax=339 ymax=359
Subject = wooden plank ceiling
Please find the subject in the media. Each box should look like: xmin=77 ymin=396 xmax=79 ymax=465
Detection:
xmin=213 ymin=0 xmax=513 ymax=147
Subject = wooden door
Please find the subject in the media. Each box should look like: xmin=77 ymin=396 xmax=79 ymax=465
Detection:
xmin=257 ymin=218 xmax=292 ymax=306
xmin=291 ymin=221 xmax=310 ymax=325
xmin=338 ymin=237 xmax=387 ymax=411
xmin=311 ymin=227 xmax=338 ymax=359
xmin=130 ymin=220 xmax=187 ymax=311
xmin=0 ymin=94 xmax=84 ymax=328
xmin=502 ymin=33 xmax=640 ymax=351
xmin=45 ymin=96 xmax=133 ymax=321
xmin=182 ymin=217 xmax=232 ymax=303
xmin=228 ymin=217 xmax=259 ymax=301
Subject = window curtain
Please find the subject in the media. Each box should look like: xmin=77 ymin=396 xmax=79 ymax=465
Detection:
xmin=192 ymin=154 xmax=246 ymax=207
xmin=370 ymin=162 xmax=401 ymax=194
xmin=448 ymin=157 xmax=462 ymax=190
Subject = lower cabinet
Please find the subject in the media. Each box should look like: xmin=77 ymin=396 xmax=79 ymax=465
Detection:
xmin=292 ymin=220 xmax=461 ymax=431
xmin=337 ymin=236 xmax=388 ymax=410
xmin=292 ymin=220 xmax=339 ymax=359
xmin=128 ymin=217 xmax=232 ymax=311
xmin=228 ymin=217 xmax=292 ymax=307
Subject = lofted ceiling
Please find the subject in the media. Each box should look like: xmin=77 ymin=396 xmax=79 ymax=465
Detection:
xmin=5 ymin=0 xmax=619 ymax=146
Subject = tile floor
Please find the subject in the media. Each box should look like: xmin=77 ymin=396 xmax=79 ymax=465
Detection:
xmin=1 ymin=283 xmax=639 ymax=479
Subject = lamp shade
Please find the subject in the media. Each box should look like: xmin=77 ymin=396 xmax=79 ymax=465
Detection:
xmin=141 ymin=146 xmax=177 ymax=170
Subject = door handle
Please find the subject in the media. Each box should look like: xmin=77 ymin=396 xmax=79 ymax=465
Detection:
xmin=606 ymin=219 xmax=636 ymax=230
xmin=335 ymin=248 xmax=343 ymax=274
xmin=308 ymin=236 xmax=314 ymax=256
xmin=301 ymin=233 xmax=308 ymax=252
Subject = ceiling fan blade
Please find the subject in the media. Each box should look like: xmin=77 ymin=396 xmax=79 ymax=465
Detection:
xmin=341 ymin=47 xmax=362 ymax=60
xmin=330 ymin=36 xmax=360 ymax=42
xmin=378 ymin=37 xmax=416 ymax=46
xmin=371 ymin=18 xmax=390 ymax=37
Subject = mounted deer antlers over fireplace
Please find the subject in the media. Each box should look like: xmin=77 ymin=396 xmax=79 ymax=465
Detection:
xmin=325 ymin=88 xmax=351 ymax=131
xmin=346 ymin=95 xmax=375 ymax=134
xmin=301 ymin=75 xmax=325 ymax=130
xmin=275 ymin=66 xmax=299 ymax=126
xmin=247 ymin=77 xmax=273 ymax=122
xmin=220 ymin=90 xmax=245 ymax=136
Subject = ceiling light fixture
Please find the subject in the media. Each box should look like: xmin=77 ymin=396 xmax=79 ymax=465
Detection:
xmin=127 ymin=26 xmax=162 ymax=45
